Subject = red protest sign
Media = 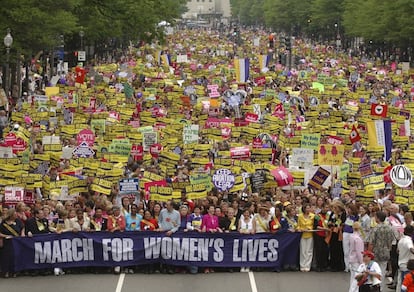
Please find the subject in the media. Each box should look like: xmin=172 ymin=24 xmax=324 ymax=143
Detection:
xmin=271 ymin=166 xmax=294 ymax=187
xmin=326 ymin=135 xmax=344 ymax=145
xmin=77 ymin=129 xmax=95 ymax=146
xmin=131 ymin=144 xmax=143 ymax=161
xmin=144 ymin=180 xmax=167 ymax=201
xmin=230 ymin=146 xmax=251 ymax=160
xmin=150 ymin=143 xmax=162 ymax=158
xmin=253 ymin=138 xmax=263 ymax=148
xmin=254 ymin=76 xmax=266 ymax=86
xmin=245 ymin=112 xmax=259 ymax=123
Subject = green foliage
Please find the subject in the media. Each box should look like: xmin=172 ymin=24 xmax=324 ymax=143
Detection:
xmin=230 ymin=0 xmax=413 ymax=46
xmin=0 ymin=0 xmax=187 ymax=59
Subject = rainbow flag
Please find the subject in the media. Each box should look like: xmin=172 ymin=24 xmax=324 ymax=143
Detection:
xmin=161 ymin=54 xmax=171 ymax=67
xmin=234 ymin=58 xmax=250 ymax=83
xmin=154 ymin=50 xmax=161 ymax=65
xmin=258 ymin=54 xmax=270 ymax=71
xmin=367 ymin=120 xmax=392 ymax=161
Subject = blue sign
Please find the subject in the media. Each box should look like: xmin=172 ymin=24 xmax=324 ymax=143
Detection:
xmin=119 ymin=178 xmax=139 ymax=194
xmin=10 ymin=231 xmax=301 ymax=271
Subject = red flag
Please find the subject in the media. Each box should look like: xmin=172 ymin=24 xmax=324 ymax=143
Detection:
xmin=272 ymin=103 xmax=285 ymax=119
xmin=349 ymin=125 xmax=361 ymax=144
xmin=370 ymin=103 xmax=388 ymax=118
xmin=75 ymin=66 xmax=86 ymax=84
xmin=383 ymin=165 xmax=392 ymax=184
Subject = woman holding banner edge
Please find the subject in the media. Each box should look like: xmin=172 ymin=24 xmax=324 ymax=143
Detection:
xmin=0 ymin=208 xmax=25 ymax=278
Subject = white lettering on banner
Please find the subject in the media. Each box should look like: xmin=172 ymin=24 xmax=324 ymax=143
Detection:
xmin=143 ymin=237 xmax=276 ymax=263
xmin=102 ymin=238 xmax=134 ymax=262
xmin=232 ymin=239 xmax=278 ymax=262
xmin=34 ymin=238 xmax=94 ymax=264
xmin=143 ymin=237 xmax=224 ymax=262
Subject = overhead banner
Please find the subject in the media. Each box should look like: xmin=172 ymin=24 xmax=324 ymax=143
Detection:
xmin=10 ymin=232 xmax=301 ymax=271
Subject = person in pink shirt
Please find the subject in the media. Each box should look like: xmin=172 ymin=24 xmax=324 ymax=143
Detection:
xmin=348 ymin=221 xmax=364 ymax=292
xmin=201 ymin=205 xmax=222 ymax=233
xmin=201 ymin=205 xmax=222 ymax=274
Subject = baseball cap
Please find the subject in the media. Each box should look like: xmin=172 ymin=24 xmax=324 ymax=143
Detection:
xmin=361 ymin=250 xmax=374 ymax=259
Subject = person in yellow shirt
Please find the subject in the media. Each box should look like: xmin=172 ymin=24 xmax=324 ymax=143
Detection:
xmin=297 ymin=203 xmax=315 ymax=272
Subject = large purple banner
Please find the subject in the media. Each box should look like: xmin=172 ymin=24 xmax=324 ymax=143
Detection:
xmin=11 ymin=231 xmax=301 ymax=271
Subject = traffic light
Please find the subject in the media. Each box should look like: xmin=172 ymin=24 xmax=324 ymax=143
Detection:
xmin=285 ymin=37 xmax=291 ymax=51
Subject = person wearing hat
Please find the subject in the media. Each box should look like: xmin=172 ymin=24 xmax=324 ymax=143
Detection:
xmin=355 ymin=250 xmax=381 ymax=292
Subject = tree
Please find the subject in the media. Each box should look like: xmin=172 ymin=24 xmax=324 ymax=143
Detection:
xmin=309 ymin=0 xmax=344 ymax=40
xmin=0 ymin=0 xmax=79 ymax=59
xmin=263 ymin=0 xmax=312 ymax=34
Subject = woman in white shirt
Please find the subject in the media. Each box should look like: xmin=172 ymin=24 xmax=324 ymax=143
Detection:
xmin=238 ymin=208 xmax=255 ymax=234
xmin=238 ymin=208 xmax=255 ymax=273
xmin=70 ymin=209 xmax=91 ymax=231
xmin=254 ymin=206 xmax=271 ymax=233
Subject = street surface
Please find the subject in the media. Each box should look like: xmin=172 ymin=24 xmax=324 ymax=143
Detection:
xmin=0 ymin=271 xmax=354 ymax=292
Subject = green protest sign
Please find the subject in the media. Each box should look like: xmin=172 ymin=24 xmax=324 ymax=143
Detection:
xmin=109 ymin=138 xmax=132 ymax=156
xmin=189 ymin=173 xmax=213 ymax=191
xmin=300 ymin=133 xmax=320 ymax=150
xmin=91 ymin=119 xmax=106 ymax=134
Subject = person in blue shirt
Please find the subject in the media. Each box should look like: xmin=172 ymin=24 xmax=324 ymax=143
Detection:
xmin=125 ymin=204 xmax=142 ymax=231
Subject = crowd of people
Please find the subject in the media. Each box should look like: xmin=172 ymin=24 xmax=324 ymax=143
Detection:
xmin=0 ymin=24 xmax=413 ymax=291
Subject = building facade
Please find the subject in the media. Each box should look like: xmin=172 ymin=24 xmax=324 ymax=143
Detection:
xmin=183 ymin=0 xmax=231 ymax=23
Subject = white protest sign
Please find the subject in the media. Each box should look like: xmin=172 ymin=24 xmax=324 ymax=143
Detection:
xmin=290 ymin=148 xmax=314 ymax=169
xmin=61 ymin=146 xmax=75 ymax=159
xmin=42 ymin=136 xmax=61 ymax=145
xmin=402 ymin=62 xmax=410 ymax=74
xmin=177 ymin=55 xmax=188 ymax=63
xmin=142 ymin=131 xmax=158 ymax=151
xmin=0 ymin=147 xmax=13 ymax=158
xmin=183 ymin=124 xmax=199 ymax=144
xmin=390 ymin=165 xmax=413 ymax=188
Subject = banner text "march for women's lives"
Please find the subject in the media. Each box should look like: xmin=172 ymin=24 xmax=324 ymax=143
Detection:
xmin=10 ymin=231 xmax=301 ymax=271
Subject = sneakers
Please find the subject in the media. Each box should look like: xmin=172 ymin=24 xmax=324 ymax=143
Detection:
xmin=240 ymin=267 xmax=250 ymax=272
xmin=54 ymin=268 xmax=65 ymax=276
xmin=114 ymin=266 xmax=121 ymax=274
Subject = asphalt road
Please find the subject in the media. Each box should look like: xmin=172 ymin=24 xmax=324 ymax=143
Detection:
xmin=0 ymin=271 xmax=358 ymax=292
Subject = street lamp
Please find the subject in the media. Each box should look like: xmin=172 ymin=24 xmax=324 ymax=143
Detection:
xmin=58 ymin=34 xmax=64 ymax=75
xmin=79 ymin=30 xmax=84 ymax=50
xmin=334 ymin=23 xmax=341 ymax=51
xmin=3 ymin=28 xmax=13 ymax=96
